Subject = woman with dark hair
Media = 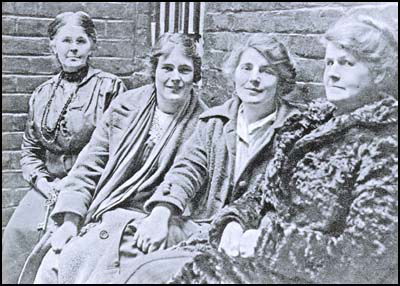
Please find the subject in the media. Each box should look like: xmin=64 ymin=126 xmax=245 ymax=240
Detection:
xmin=28 ymin=32 xmax=207 ymax=284
xmin=110 ymin=34 xmax=335 ymax=284
xmin=160 ymin=14 xmax=398 ymax=284
xmin=2 ymin=11 xmax=126 ymax=284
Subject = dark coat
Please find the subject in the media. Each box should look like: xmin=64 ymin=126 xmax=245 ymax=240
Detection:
xmin=171 ymin=96 xmax=399 ymax=284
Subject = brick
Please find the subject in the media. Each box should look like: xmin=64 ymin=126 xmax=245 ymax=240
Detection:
xmin=205 ymin=8 xmax=344 ymax=34
xmin=206 ymin=2 xmax=330 ymax=13
xmin=16 ymin=17 xmax=52 ymax=37
xmin=91 ymin=57 xmax=135 ymax=76
xmin=2 ymin=56 xmax=57 ymax=75
xmin=295 ymin=58 xmax=325 ymax=83
xmin=2 ymin=151 xmax=22 ymax=170
xmin=2 ymin=36 xmax=51 ymax=56
xmin=2 ymin=188 xmax=29 ymax=208
xmin=2 ymin=171 xmax=30 ymax=189
xmin=2 ymin=94 xmax=31 ymax=113
xmin=36 ymin=2 xmax=87 ymax=18
xmin=2 ymin=207 xmax=16 ymax=227
xmin=105 ymin=21 xmax=135 ymax=39
xmin=2 ymin=16 xmax=17 ymax=35
xmin=2 ymin=75 xmax=52 ymax=93
xmin=13 ymin=2 xmax=40 ymax=16
xmin=2 ymin=114 xmax=27 ymax=132
xmin=2 ymin=2 xmax=15 ymax=14
xmin=205 ymin=32 xmax=325 ymax=59
xmin=94 ymin=40 xmax=134 ymax=58
xmin=2 ymin=132 xmax=24 ymax=151
xmin=85 ymin=2 xmax=134 ymax=20
xmin=201 ymin=68 xmax=233 ymax=106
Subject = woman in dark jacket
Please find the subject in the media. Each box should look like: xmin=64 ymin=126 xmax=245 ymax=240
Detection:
xmin=166 ymin=14 xmax=398 ymax=284
xmin=2 ymin=11 xmax=125 ymax=284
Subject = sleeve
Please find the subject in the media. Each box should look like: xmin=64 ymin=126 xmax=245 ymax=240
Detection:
xmin=254 ymin=137 xmax=398 ymax=283
xmin=50 ymin=105 xmax=112 ymax=224
xmin=144 ymin=119 xmax=209 ymax=214
xmin=208 ymin=174 xmax=265 ymax=246
xmin=20 ymin=88 xmax=52 ymax=187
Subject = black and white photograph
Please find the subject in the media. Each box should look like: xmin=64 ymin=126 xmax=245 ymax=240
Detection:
xmin=2 ymin=2 xmax=398 ymax=284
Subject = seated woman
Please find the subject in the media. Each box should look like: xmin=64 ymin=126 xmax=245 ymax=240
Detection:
xmin=148 ymin=14 xmax=398 ymax=284
xmin=1 ymin=11 xmax=125 ymax=284
xmin=27 ymin=32 xmax=207 ymax=284
xmin=113 ymin=34 xmax=336 ymax=284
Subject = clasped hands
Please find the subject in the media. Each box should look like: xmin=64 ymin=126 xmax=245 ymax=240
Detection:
xmin=218 ymin=221 xmax=261 ymax=258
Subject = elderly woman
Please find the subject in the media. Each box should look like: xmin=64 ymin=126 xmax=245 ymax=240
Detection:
xmin=163 ymin=14 xmax=398 ymax=284
xmin=111 ymin=34 xmax=335 ymax=284
xmin=2 ymin=11 xmax=125 ymax=284
xmin=26 ymin=32 xmax=207 ymax=284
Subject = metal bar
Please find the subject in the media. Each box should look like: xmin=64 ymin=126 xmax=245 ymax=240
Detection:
xmin=193 ymin=2 xmax=201 ymax=34
xmin=188 ymin=2 xmax=194 ymax=34
xmin=169 ymin=2 xmax=175 ymax=33
xmin=174 ymin=2 xmax=180 ymax=32
xmin=160 ymin=2 xmax=166 ymax=34
xmin=199 ymin=2 xmax=205 ymax=35
xmin=184 ymin=2 xmax=190 ymax=33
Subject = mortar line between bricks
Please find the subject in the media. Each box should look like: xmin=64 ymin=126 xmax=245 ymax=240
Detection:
xmin=3 ymin=55 xmax=132 ymax=60
xmin=2 ymin=15 xmax=136 ymax=22
xmin=2 ymin=113 xmax=28 ymax=116
xmin=1 ymin=131 xmax=25 ymax=135
xmin=2 ymin=35 xmax=135 ymax=42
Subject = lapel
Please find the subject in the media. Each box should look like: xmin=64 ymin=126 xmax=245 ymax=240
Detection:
xmin=234 ymin=103 xmax=299 ymax=186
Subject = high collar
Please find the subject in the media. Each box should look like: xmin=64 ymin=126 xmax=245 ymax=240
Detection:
xmin=50 ymin=66 xmax=101 ymax=87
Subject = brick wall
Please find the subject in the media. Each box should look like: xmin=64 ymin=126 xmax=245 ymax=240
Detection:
xmin=2 ymin=2 xmax=153 ymax=231
xmin=2 ymin=2 xmax=398 ymax=230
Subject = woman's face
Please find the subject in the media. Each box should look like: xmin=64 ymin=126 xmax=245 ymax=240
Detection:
xmin=51 ymin=24 xmax=93 ymax=72
xmin=323 ymin=42 xmax=373 ymax=103
xmin=234 ymin=47 xmax=278 ymax=105
xmin=155 ymin=46 xmax=194 ymax=107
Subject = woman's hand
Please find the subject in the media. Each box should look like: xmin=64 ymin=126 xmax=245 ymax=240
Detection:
xmin=131 ymin=206 xmax=171 ymax=253
xmin=50 ymin=213 xmax=80 ymax=254
xmin=218 ymin=221 xmax=244 ymax=257
xmin=36 ymin=178 xmax=54 ymax=198
xmin=238 ymin=228 xmax=262 ymax=257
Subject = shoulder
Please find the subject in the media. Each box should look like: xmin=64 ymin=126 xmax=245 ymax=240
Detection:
xmin=107 ymin=84 xmax=154 ymax=115
xmin=92 ymin=69 xmax=122 ymax=81
xmin=198 ymin=98 xmax=237 ymax=122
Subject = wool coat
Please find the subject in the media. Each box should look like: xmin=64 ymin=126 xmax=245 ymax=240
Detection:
xmin=29 ymin=84 xmax=207 ymax=284
xmin=113 ymin=96 xmax=337 ymax=284
xmin=2 ymin=67 xmax=125 ymax=284
xmin=168 ymin=96 xmax=399 ymax=284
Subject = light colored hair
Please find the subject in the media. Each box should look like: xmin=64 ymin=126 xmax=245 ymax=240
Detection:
xmin=48 ymin=11 xmax=97 ymax=44
xmin=149 ymin=33 xmax=203 ymax=83
xmin=223 ymin=34 xmax=297 ymax=97
xmin=322 ymin=14 xmax=398 ymax=97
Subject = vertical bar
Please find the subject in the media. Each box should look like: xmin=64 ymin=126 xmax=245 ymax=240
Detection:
xmin=184 ymin=2 xmax=190 ymax=33
xmin=151 ymin=22 xmax=156 ymax=46
xmin=193 ymin=2 xmax=201 ymax=34
xmin=155 ymin=2 xmax=160 ymax=40
xmin=188 ymin=2 xmax=194 ymax=34
xmin=169 ymin=2 xmax=175 ymax=33
xmin=165 ymin=2 xmax=170 ymax=33
xmin=180 ymin=2 xmax=185 ymax=33
xmin=174 ymin=2 xmax=180 ymax=32
xmin=160 ymin=2 xmax=166 ymax=35
xmin=199 ymin=2 xmax=205 ymax=35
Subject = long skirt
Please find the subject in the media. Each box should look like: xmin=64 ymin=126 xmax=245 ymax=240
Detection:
xmin=2 ymin=189 xmax=53 ymax=284
xmin=34 ymin=207 xmax=209 ymax=284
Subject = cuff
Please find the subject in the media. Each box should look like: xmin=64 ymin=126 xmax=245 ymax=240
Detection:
xmin=50 ymin=191 xmax=88 ymax=225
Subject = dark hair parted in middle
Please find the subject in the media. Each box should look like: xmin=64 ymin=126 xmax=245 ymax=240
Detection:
xmin=48 ymin=11 xmax=97 ymax=44
xmin=149 ymin=33 xmax=203 ymax=83
xmin=224 ymin=34 xmax=297 ymax=97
